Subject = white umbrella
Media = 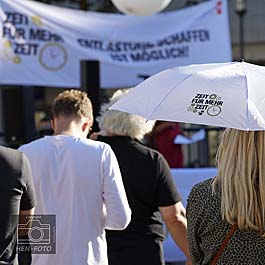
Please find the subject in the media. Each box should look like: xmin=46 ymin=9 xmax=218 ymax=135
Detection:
xmin=110 ymin=61 xmax=265 ymax=131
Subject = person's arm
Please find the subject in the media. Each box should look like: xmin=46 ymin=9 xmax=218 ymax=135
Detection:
xmin=18 ymin=209 xmax=35 ymax=237
xmin=18 ymin=208 xmax=35 ymax=265
xmin=89 ymin=132 xmax=99 ymax=140
xmin=155 ymin=154 xmax=191 ymax=264
xmin=102 ymin=145 xmax=131 ymax=230
xmin=89 ymin=130 xmax=108 ymax=140
xmin=19 ymin=153 xmax=37 ymax=235
xmin=159 ymin=202 xmax=191 ymax=265
xmin=17 ymin=153 xmax=37 ymax=265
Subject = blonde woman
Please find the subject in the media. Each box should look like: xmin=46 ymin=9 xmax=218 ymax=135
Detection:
xmin=187 ymin=129 xmax=265 ymax=264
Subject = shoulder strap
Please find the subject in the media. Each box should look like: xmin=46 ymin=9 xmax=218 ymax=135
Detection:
xmin=211 ymin=224 xmax=238 ymax=265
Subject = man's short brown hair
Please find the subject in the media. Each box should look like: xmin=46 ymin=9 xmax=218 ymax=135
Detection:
xmin=52 ymin=90 xmax=93 ymax=120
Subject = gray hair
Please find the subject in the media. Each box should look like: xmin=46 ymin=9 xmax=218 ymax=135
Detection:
xmin=97 ymin=89 xmax=155 ymax=140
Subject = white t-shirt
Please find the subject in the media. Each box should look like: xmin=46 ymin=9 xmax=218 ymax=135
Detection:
xmin=19 ymin=135 xmax=131 ymax=265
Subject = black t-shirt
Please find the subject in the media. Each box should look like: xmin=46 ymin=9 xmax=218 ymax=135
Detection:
xmin=97 ymin=136 xmax=181 ymax=240
xmin=0 ymin=146 xmax=36 ymax=265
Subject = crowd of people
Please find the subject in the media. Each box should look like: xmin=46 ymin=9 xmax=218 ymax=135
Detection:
xmin=1 ymin=89 xmax=265 ymax=265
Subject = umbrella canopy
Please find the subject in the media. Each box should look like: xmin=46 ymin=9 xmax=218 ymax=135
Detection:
xmin=110 ymin=62 xmax=265 ymax=131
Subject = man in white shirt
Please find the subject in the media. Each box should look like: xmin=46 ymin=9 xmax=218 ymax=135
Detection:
xmin=19 ymin=90 xmax=131 ymax=265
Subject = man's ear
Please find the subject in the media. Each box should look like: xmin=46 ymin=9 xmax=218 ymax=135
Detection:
xmin=81 ymin=118 xmax=93 ymax=133
xmin=50 ymin=119 xmax=55 ymax=131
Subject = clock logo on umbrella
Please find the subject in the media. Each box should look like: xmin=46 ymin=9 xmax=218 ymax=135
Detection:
xmin=207 ymin=105 xmax=222 ymax=116
xmin=188 ymin=93 xmax=223 ymax=117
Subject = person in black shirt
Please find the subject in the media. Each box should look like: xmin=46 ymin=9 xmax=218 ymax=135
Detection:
xmin=90 ymin=90 xmax=191 ymax=265
xmin=0 ymin=146 xmax=36 ymax=265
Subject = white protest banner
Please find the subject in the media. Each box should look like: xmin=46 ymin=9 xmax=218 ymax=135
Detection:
xmin=0 ymin=0 xmax=231 ymax=88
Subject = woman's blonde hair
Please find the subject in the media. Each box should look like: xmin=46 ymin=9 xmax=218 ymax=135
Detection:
xmin=98 ymin=89 xmax=155 ymax=139
xmin=213 ymin=128 xmax=265 ymax=234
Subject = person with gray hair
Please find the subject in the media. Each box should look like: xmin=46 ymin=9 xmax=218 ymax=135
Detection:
xmin=91 ymin=90 xmax=191 ymax=265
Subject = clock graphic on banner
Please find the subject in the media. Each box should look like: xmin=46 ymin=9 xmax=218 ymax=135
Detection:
xmin=39 ymin=43 xmax=68 ymax=71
